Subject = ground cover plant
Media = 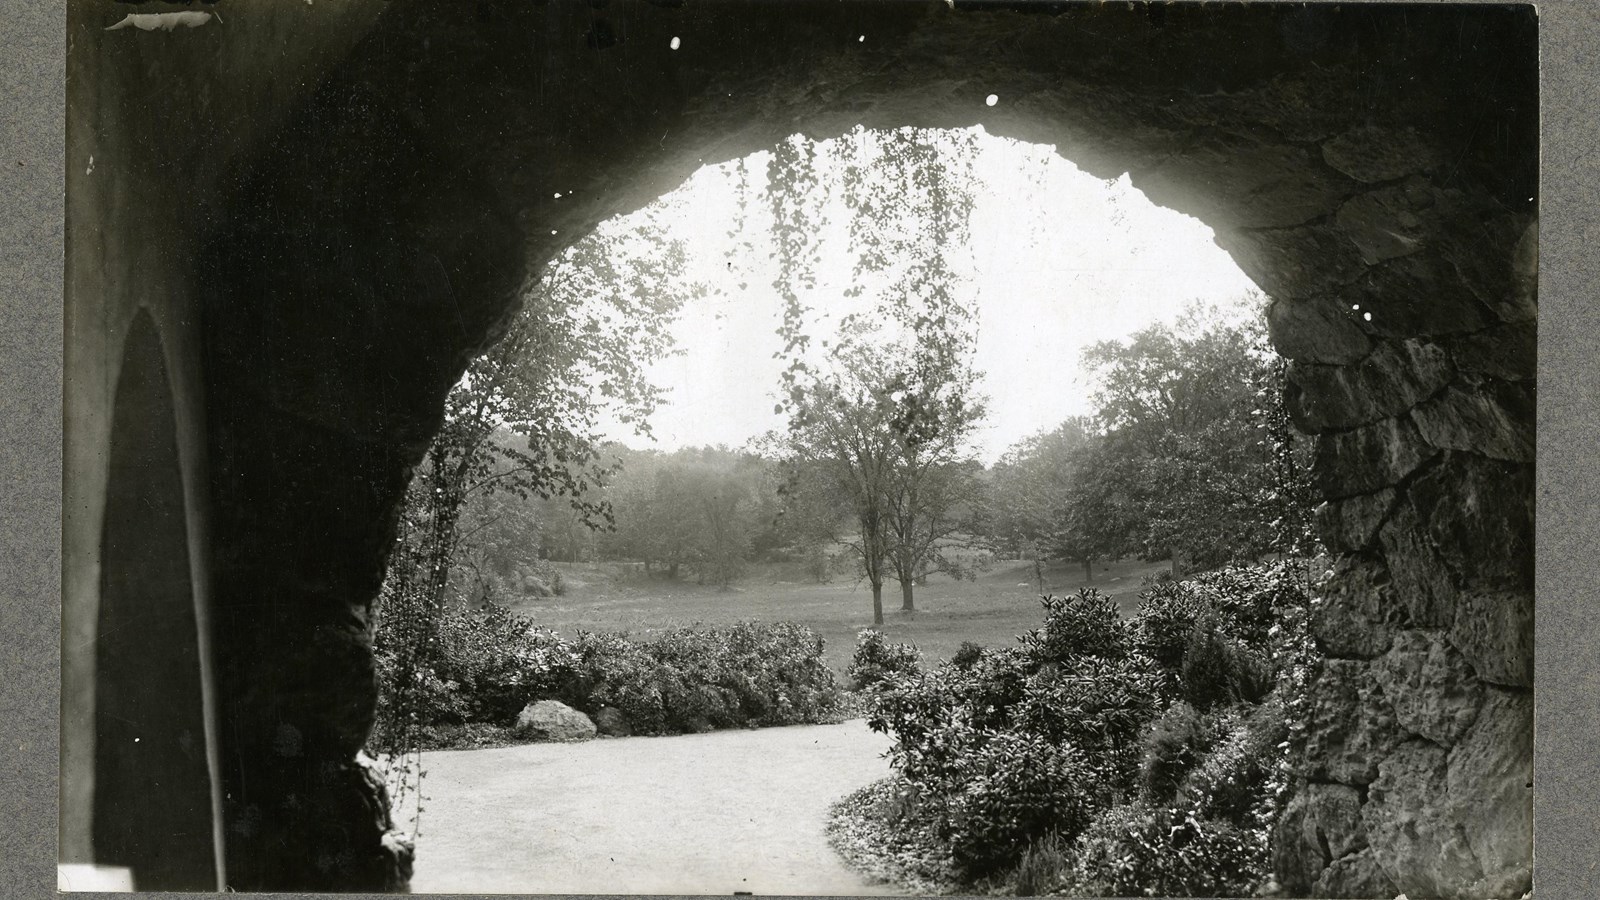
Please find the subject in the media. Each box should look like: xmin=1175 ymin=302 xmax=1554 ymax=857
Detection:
xmin=828 ymin=560 xmax=1318 ymax=897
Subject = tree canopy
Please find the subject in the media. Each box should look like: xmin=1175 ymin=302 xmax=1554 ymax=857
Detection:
xmin=990 ymin=300 xmax=1313 ymax=576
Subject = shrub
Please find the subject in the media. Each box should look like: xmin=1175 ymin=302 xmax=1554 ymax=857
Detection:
xmin=1060 ymin=802 xmax=1269 ymax=899
xmin=1139 ymin=702 xmax=1213 ymax=806
xmin=562 ymin=630 xmax=674 ymax=734
xmin=1135 ymin=578 xmax=1206 ymax=681
xmin=1008 ymin=830 xmax=1074 ymax=897
xmin=944 ymin=731 xmax=1093 ymax=879
xmin=1135 ymin=561 xmax=1310 ymax=692
xmin=563 ymin=621 xmax=840 ymax=735
xmin=1180 ymin=615 xmax=1274 ymax=712
xmin=959 ymin=645 xmax=1033 ymax=732
xmin=432 ymin=603 xmax=577 ymax=724
xmin=1011 ymin=657 xmax=1163 ymax=793
xmin=951 ymin=640 xmax=985 ymax=670
xmin=1188 ymin=564 xmax=1290 ymax=650
xmin=869 ymin=666 xmax=983 ymax=788
xmin=372 ymin=646 xmax=467 ymax=738
xmin=841 ymin=562 xmax=1314 ymax=898
xmin=827 ymin=778 xmax=959 ymax=895
xmin=1178 ymin=696 xmax=1288 ymax=829
xmin=1019 ymin=589 xmax=1133 ymax=665
xmin=651 ymin=621 xmax=840 ymax=728
xmin=847 ymin=629 xmax=923 ymax=691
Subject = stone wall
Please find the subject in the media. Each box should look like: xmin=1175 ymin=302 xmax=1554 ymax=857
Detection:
xmin=61 ymin=0 xmax=389 ymax=887
xmin=1264 ymin=149 xmax=1536 ymax=900
xmin=68 ymin=1 xmax=1535 ymax=892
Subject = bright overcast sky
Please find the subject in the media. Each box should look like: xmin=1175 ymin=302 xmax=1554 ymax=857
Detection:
xmin=592 ymin=126 xmax=1260 ymax=464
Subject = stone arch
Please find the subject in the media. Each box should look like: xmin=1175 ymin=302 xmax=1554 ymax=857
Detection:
xmin=93 ymin=308 xmax=221 ymax=890
xmin=190 ymin=2 xmax=1534 ymax=892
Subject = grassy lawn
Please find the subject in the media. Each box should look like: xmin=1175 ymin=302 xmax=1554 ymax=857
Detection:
xmin=507 ymin=556 xmax=1172 ymax=674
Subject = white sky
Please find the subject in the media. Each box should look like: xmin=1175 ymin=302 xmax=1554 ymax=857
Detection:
xmin=593 ymin=127 xmax=1260 ymax=464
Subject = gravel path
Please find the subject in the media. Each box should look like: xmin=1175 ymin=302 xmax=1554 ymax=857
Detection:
xmin=408 ymin=719 xmax=907 ymax=895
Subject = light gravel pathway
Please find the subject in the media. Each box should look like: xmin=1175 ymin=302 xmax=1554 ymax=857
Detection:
xmin=408 ymin=719 xmax=907 ymax=895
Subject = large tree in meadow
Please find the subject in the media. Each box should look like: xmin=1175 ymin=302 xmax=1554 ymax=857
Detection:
xmin=989 ymin=417 xmax=1139 ymax=583
xmin=769 ymin=126 xmax=989 ymax=621
xmin=1079 ymin=300 xmax=1307 ymax=573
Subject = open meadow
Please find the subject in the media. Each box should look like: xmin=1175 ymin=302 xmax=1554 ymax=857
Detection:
xmin=507 ymin=557 xmax=1172 ymax=674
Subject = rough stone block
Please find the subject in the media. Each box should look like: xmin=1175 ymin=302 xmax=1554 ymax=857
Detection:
xmin=1313 ymin=489 xmax=1396 ymax=554
xmin=1321 ymin=125 xmax=1442 ymax=183
xmin=1273 ymin=782 xmax=1368 ymax=894
xmin=1136 ymin=132 xmax=1350 ymax=229
xmin=1362 ymin=740 xmax=1486 ymax=899
xmin=1314 ymin=416 xmax=1435 ymax=499
xmin=1267 ymin=296 xmax=1373 ymax=364
xmin=1343 ymin=252 xmax=1492 ymax=339
xmin=1336 ymin=177 xmax=1440 ymax=265
xmin=1450 ymin=589 xmax=1534 ymax=688
xmin=1412 ymin=383 xmax=1535 ymax=463
xmin=1312 ymin=848 xmax=1399 ymax=899
xmin=1299 ymin=659 xmax=1401 ymax=785
xmin=1442 ymin=320 xmax=1536 ymax=382
xmin=1407 ymin=454 xmax=1535 ymax=592
xmin=1376 ymin=499 xmax=1457 ymax=628
xmin=1311 ymin=554 xmax=1400 ymax=659
xmin=1287 ymin=339 xmax=1453 ymax=433
xmin=1440 ymin=212 xmax=1538 ymax=325
xmin=1444 ymin=688 xmax=1533 ymax=896
xmin=1213 ymin=222 xmax=1366 ymax=301
xmin=1373 ymin=630 xmax=1483 ymax=746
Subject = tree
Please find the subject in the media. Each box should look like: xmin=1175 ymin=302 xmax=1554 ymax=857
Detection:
xmin=372 ymin=213 xmax=702 ymax=775
xmin=600 ymin=447 xmax=760 ymax=586
xmin=778 ymin=335 xmax=906 ymax=625
xmin=762 ymin=455 xmax=850 ymax=583
xmin=768 ymin=126 xmax=989 ymax=621
xmin=885 ymin=456 xmax=987 ymax=604
xmin=987 ymin=417 xmax=1148 ymax=585
xmin=1079 ymin=300 xmax=1289 ymax=573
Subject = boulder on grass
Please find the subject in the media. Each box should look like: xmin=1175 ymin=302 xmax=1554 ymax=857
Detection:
xmin=514 ymin=700 xmax=596 ymax=743
xmin=593 ymin=706 xmax=631 ymax=737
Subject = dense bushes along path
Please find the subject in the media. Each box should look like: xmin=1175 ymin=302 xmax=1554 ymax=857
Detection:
xmin=408 ymin=720 xmax=905 ymax=895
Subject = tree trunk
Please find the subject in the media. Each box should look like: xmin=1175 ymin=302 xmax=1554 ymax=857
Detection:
xmin=1082 ymin=557 xmax=1093 ymax=584
xmin=871 ymin=582 xmax=884 ymax=626
xmin=900 ymin=579 xmax=915 ymax=612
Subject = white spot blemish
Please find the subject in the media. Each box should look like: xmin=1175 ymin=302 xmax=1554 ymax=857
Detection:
xmin=554 ymin=192 xmax=562 ymax=199
xmin=1363 ymin=312 xmax=1373 ymax=321
xmin=106 ymin=11 xmax=215 ymax=31
xmin=670 ymin=36 xmax=681 ymax=50
xmin=86 ymin=155 xmax=94 ymax=176
xmin=858 ymin=35 xmax=865 ymax=43
xmin=133 ymin=737 xmax=140 ymax=743
xmin=985 ymin=94 xmax=999 ymax=107
xmin=551 ymin=230 xmax=558 ymax=236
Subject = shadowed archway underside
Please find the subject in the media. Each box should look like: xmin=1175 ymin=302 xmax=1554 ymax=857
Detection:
xmin=194 ymin=2 xmax=1534 ymax=893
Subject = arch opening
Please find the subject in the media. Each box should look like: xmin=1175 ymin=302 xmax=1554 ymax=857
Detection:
xmin=167 ymin=2 xmax=1536 ymax=893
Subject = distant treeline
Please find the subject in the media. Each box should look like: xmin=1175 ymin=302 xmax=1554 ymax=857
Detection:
xmin=447 ymin=304 xmax=1314 ymax=609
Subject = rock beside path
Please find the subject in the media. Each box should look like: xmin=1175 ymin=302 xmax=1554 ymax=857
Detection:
xmin=594 ymin=706 xmax=631 ymax=737
xmin=515 ymin=700 xmax=596 ymax=743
